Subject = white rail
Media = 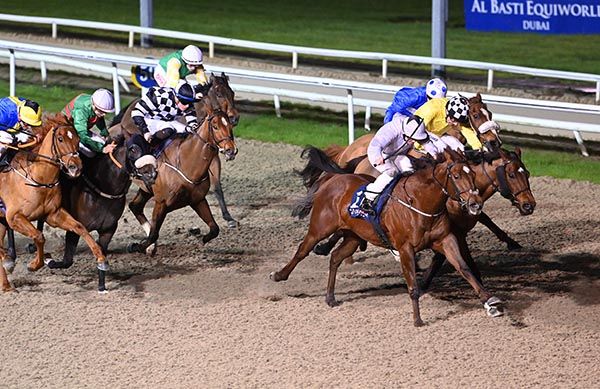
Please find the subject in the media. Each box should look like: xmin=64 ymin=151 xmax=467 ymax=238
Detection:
xmin=0 ymin=12 xmax=599 ymax=102
xmin=0 ymin=40 xmax=599 ymax=154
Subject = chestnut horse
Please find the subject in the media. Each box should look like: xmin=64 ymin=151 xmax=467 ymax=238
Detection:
xmin=111 ymin=72 xmax=241 ymax=227
xmin=271 ymin=147 xmax=504 ymax=326
xmin=0 ymin=114 xmax=107 ymax=292
xmin=127 ymin=109 xmax=237 ymax=255
xmin=420 ymin=147 xmax=535 ymax=290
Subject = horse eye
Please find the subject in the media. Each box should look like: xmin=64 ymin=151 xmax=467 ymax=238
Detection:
xmin=508 ymin=172 xmax=516 ymax=178
xmin=58 ymin=136 xmax=64 ymax=142
xmin=453 ymin=173 xmax=460 ymax=179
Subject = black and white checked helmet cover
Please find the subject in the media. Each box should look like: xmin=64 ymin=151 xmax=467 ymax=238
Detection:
xmin=445 ymin=96 xmax=470 ymax=124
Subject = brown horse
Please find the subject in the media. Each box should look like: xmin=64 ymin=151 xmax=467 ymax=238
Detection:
xmin=0 ymin=114 xmax=107 ymax=292
xmin=420 ymin=147 xmax=535 ymax=290
xmin=271 ymin=147 xmax=502 ymax=326
xmin=127 ymin=109 xmax=237 ymax=255
xmin=111 ymin=73 xmax=241 ymax=227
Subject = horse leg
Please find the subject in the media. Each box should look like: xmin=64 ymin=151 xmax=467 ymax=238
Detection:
xmin=210 ymin=157 xmax=238 ymax=228
xmin=97 ymin=226 xmax=117 ymax=256
xmin=419 ymin=251 xmax=447 ymax=292
xmin=396 ymin=244 xmax=424 ymax=327
xmin=7 ymin=213 xmax=46 ymax=272
xmin=190 ymin=199 xmax=220 ymax=245
xmin=270 ymin=223 xmax=335 ymax=282
xmin=313 ymin=231 xmax=343 ymax=256
xmin=45 ymin=208 xmax=109 ymax=292
xmin=478 ymin=211 xmax=522 ymax=250
xmin=433 ymin=234 xmax=503 ymax=317
xmin=132 ymin=200 xmax=168 ymax=256
xmin=457 ymin=233 xmax=482 ymax=284
xmin=0 ymin=251 xmax=11 ymax=291
xmin=325 ymin=235 xmax=361 ymax=307
xmin=46 ymin=231 xmax=79 ymax=269
xmin=0 ymin=223 xmax=16 ymax=274
xmin=128 ymin=188 xmax=153 ymax=236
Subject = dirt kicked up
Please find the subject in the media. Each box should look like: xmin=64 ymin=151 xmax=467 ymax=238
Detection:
xmin=1 ymin=138 xmax=599 ymax=388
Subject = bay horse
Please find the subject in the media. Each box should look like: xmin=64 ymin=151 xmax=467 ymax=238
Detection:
xmin=322 ymin=93 xmax=521 ymax=250
xmin=420 ymin=147 xmax=535 ymax=290
xmin=271 ymin=147 xmax=503 ymax=326
xmin=111 ymin=72 xmax=241 ymax=228
xmin=126 ymin=109 xmax=237 ymax=255
xmin=0 ymin=114 xmax=107 ymax=292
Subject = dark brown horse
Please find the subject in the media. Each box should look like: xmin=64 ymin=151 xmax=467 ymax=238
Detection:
xmin=127 ymin=109 xmax=237 ymax=255
xmin=271 ymin=147 xmax=503 ymax=326
xmin=0 ymin=114 xmax=107 ymax=291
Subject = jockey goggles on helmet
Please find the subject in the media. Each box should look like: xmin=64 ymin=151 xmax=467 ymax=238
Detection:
xmin=175 ymin=83 xmax=199 ymax=105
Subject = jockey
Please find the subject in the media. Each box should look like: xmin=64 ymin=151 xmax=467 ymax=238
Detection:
xmin=0 ymin=97 xmax=43 ymax=171
xmin=359 ymin=115 xmax=442 ymax=214
xmin=62 ymin=89 xmax=116 ymax=157
xmin=414 ymin=95 xmax=483 ymax=151
xmin=128 ymin=82 xmax=199 ymax=168
xmin=154 ymin=45 xmax=209 ymax=95
xmin=383 ymin=78 xmax=447 ymax=124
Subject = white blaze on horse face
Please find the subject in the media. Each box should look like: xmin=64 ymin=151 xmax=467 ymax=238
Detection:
xmin=67 ymin=131 xmax=73 ymax=139
xmin=221 ymin=117 xmax=228 ymax=126
xmin=518 ymin=167 xmax=525 ymax=174
xmin=463 ymin=166 xmax=471 ymax=174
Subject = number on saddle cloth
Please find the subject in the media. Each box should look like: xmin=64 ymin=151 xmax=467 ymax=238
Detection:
xmin=131 ymin=65 xmax=159 ymax=89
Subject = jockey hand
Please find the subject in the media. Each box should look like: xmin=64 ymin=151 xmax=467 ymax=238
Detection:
xmin=144 ymin=132 xmax=153 ymax=143
xmin=372 ymin=156 xmax=384 ymax=167
xmin=102 ymin=142 xmax=117 ymax=154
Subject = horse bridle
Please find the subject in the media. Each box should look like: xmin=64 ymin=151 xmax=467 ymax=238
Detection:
xmin=432 ymin=160 xmax=476 ymax=209
xmin=482 ymin=154 xmax=531 ymax=205
xmin=198 ymin=111 xmax=234 ymax=151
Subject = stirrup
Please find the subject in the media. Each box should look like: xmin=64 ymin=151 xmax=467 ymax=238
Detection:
xmin=360 ymin=198 xmax=376 ymax=215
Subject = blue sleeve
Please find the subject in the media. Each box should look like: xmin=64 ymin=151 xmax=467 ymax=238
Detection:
xmin=384 ymin=87 xmax=428 ymax=124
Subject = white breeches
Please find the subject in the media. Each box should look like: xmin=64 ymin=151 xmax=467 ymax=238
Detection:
xmin=144 ymin=118 xmax=188 ymax=135
xmin=79 ymin=134 xmax=107 ymax=158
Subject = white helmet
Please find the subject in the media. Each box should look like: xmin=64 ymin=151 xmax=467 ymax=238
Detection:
xmin=403 ymin=115 xmax=428 ymax=141
xmin=91 ymin=89 xmax=115 ymax=113
xmin=181 ymin=45 xmax=203 ymax=65
xmin=425 ymin=78 xmax=448 ymax=99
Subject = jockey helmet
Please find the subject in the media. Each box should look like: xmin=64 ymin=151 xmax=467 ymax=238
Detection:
xmin=19 ymin=100 xmax=42 ymax=126
xmin=91 ymin=89 xmax=115 ymax=113
xmin=403 ymin=115 xmax=428 ymax=141
xmin=446 ymin=96 xmax=470 ymax=124
xmin=181 ymin=45 xmax=203 ymax=66
xmin=175 ymin=83 xmax=198 ymax=105
xmin=425 ymin=78 xmax=447 ymax=98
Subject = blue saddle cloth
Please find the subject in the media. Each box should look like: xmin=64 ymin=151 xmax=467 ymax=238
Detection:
xmin=0 ymin=197 xmax=5 ymax=214
xmin=347 ymin=175 xmax=404 ymax=250
xmin=152 ymin=137 xmax=176 ymax=159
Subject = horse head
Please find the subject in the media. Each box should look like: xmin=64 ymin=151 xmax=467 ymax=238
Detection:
xmin=438 ymin=148 xmax=482 ymax=216
xmin=198 ymin=110 xmax=238 ymax=161
xmin=207 ymin=73 xmax=239 ymax=126
xmin=468 ymin=93 xmax=502 ymax=152
xmin=492 ymin=147 xmax=536 ymax=215
xmin=38 ymin=114 xmax=82 ymax=178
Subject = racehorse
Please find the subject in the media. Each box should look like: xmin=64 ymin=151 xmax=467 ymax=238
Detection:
xmin=321 ymin=93 xmax=522 ymax=250
xmin=271 ymin=147 xmax=503 ymax=326
xmin=111 ymin=72 xmax=241 ymax=228
xmin=127 ymin=109 xmax=237 ymax=255
xmin=420 ymin=147 xmax=535 ymax=290
xmin=0 ymin=114 xmax=107 ymax=292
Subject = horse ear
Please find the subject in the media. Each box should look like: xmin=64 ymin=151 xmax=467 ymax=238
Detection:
xmin=210 ymin=73 xmax=216 ymax=82
xmin=476 ymin=92 xmax=482 ymax=102
xmin=514 ymin=146 xmax=522 ymax=157
xmin=221 ymin=71 xmax=229 ymax=80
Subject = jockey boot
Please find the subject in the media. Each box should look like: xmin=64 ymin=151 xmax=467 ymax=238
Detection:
xmin=0 ymin=149 xmax=16 ymax=172
xmin=153 ymin=127 xmax=175 ymax=141
xmin=359 ymin=197 xmax=377 ymax=216
xmin=360 ymin=172 xmax=395 ymax=215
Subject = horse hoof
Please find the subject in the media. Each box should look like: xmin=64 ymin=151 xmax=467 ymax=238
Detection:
xmin=26 ymin=243 xmax=36 ymax=254
xmin=97 ymin=261 xmax=110 ymax=272
xmin=145 ymin=243 xmax=157 ymax=256
xmin=2 ymin=286 xmax=17 ymax=293
xmin=98 ymin=288 xmax=109 ymax=294
xmin=484 ymin=296 xmax=504 ymax=317
xmin=269 ymin=271 xmax=286 ymax=282
xmin=313 ymin=244 xmax=331 ymax=256
xmin=414 ymin=319 xmax=425 ymax=327
xmin=3 ymin=260 xmax=15 ymax=274
xmin=126 ymin=243 xmax=139 ymax=253
xmin=188 ymin=228 xmax=202 ymax=236
xmin=226 ymin=220 xmax=239 ymax=228
xmin=507 ymin=241 xmax=523 ymax=251
xmin=325 ymin=297 xmax=340 ymax=307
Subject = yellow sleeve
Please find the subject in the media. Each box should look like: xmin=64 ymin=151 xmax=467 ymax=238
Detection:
xmin=414 ymin=98 xmax=448 ymax=136
xmin=460 ymin=126 xmax=483 ymax=150
xmin=165 ymin=58 xmax=182 ymax=88
xmin=195 ymin=65 xmax=208 ymax=85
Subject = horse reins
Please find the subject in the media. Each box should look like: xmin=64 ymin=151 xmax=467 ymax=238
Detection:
xmin=481 ymin=155 xmax=532 ymax=205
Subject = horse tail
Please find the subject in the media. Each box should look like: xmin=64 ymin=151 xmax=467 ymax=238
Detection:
xmin=110 ymin=98 xmax=138 ymax=126
xmin=345 ymin=155 xmax=367 ymax=173
xmin=291 ymin=181 xmax=320 ymax=219
xmin=296 ymin=146 xmax=354 ymax=189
